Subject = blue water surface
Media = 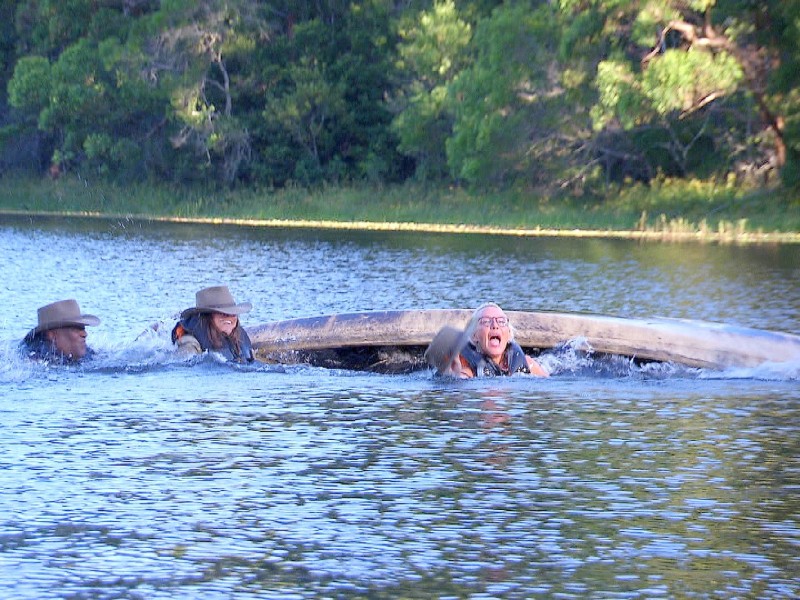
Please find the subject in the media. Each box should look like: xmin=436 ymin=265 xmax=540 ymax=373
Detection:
xmin=1 ymin=214 xmax=799 ymax=599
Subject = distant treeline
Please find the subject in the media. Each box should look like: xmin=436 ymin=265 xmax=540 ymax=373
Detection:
xmin=1 ymin=0 xmax=798 ymax=196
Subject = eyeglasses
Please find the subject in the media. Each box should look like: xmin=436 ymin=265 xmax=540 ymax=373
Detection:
xmin=478 ymin=316 xmax=508 ymax=327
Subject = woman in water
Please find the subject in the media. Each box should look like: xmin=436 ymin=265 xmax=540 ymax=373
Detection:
xmin=171 ymin=285 xmax=254 ymax=363
xmin=426 ymin=302 xmax=548 ymax=378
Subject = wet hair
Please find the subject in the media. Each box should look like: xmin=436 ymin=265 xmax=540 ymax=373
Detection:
xmin=465 ymin=302 xmax=516 ymax=344
xmin=199 ymin=313 xmax=246 ymax=354
xmin=21 ymin=332 xmax=50 ymax=357
xmin=20 ymin=331 xmax=74 ymax=364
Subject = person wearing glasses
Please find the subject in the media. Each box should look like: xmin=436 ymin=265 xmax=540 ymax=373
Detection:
xmin=171 ymin=285 xmax=255 ymax=363
xmin=21 ymin=299 xmax=100 ymax=364
xmin=456 ymin=302 xmax=548 ymax=378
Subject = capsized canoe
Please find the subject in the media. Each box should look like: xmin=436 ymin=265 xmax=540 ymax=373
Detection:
xmin=247 ymin=309 xmax=800 ymax=372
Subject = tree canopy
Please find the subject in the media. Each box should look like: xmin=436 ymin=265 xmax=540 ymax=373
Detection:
xmin=1 ymin=0 xmax=798 ymax=194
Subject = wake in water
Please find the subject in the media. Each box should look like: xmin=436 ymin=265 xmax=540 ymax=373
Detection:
xmin=0 ymin=320 xmax=286 ymax=383
xmin=2 ymin=330 xmax=797 ymax=383
xmin=536 ymin=337 xmax=799 ymax=381
xmin=698 ymin=359 xmax=800 ymax=381
xmin=530 ymin=337 xmax=697 ymax=380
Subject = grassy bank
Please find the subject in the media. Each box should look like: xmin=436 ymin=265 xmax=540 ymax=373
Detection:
xmin=1 ymin=175 xmax=799 ymax=243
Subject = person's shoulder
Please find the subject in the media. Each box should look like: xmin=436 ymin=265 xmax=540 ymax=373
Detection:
xmin=456 ymin=355 xmax=475 ymax=378
xmin=460 ymin=342 xmax=482 ymax=362
xmin=19 ymin=336 xmax=46 ymax=361
xmin=172 ymin=316 xmax=200 ymax=342
xmin=176 ymin=333 xmax=202 ymax=355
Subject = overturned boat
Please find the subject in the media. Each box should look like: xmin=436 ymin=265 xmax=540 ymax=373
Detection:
xmin=246 ymin=309 xmax=800 ymax=374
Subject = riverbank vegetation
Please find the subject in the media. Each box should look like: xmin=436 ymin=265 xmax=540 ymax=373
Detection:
xmin=2 ymin=174 xmax=798 ymax=243
xmin=1 ymin=1 xmax=799 ymax=240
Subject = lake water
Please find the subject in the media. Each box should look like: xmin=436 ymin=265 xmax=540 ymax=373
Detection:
xmin=1 ymin=213 xmax=799 ymax=599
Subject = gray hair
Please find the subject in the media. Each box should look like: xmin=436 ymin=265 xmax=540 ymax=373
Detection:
xmin=465 ymin=302 xmax=516 ymax=343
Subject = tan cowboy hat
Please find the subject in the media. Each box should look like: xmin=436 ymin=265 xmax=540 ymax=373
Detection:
xmin=181 ymin=285 xmax=252 ymax=318
xmin=28 ymin=299 xmax=100 ymax=337
xmin=424 ymin=325 xmax=469 ymax=374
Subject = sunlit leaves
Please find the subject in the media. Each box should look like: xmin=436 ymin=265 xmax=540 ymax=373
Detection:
xmin=445 ymin=3 xmax=559 ymax=186
xmin=397 ymin=0 xmax=472 ymax=82
xmin=632 ymin=3 xmax=682 ymax=48
xmin=592 ymin=59 xmax=645 ymax=130
xmin=171 ymin=86 xmax=215 ymax=130
xmin=392 ymin=0 xmax=471 ymax=179
xmin=593 ymin=49 xmax=742 ymax=131
xmin=642 ymin=49 xmax=741 ymax=113
xmin=7 ymin=56 xmax=51 ymax=114
xmin=688 ymin=0 xmax=717 ymax=13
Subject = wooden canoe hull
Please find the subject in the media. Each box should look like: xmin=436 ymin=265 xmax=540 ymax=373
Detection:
xmin=247 ymin=309 xmax=800 ymax=370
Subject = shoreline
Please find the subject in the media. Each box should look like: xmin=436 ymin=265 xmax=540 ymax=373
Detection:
xmin=3 ymin=208 xmax=800 ymax=245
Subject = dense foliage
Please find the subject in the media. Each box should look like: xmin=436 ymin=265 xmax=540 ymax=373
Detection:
xmin=1 ymin=0 xmax=798 ymax=195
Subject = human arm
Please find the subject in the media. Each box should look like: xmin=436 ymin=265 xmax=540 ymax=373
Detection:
xmin=446 ymin=355 xmax=474 ymax=378
xmin=176 ymin=333 xmax=203 ymax=355
xmin=425 ymin=326 xmax=473 ymax=377
xmin=526 ymin=355 xmax=549 ymax=377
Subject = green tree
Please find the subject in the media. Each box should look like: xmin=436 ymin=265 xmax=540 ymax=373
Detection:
xmin=581 ymin=0 xmax=800 ymax=187
xmin=755 ymin=0 xmax=800 ymax=188
xmin=445 ymin=2 xmax=561 ymax=187
xmin=257 ymin=0 xmax=402 ymax=186
xmin=130 ymin=0 xmax=269 ymax=184
xmin=0 ymin=1 xmax=19 ymax=103
xmin=392 ymin=0 xmax=472 ymax=180
xmin=263 ymin=55 xmax=347 ymax=183
xmin=13 ymin=0 xmax=95 ymax=58
xmin=320 ymin=0 xmax=403 ymax=183
xmin=9 ymin=41 xmax=115 ymax=172
xmin=7 ymin=55 xmax=51 ymax=116
xmin=6 ymin=1 xmax=168 ymax=178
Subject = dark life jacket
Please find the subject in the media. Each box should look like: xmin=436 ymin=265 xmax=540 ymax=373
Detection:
xmin=19 ymin=333 xmax=94 ymax=365
xmin=171 ymin=313 xmax=254 ymax=363
xmin=460 ymin=341 xmax=530 ymax=377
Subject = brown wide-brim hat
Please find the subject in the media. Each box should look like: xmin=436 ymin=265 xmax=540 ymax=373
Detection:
xmin=27 ymin=299 xmax=100 ymax=338
xmin=180 ymin=285 xmax=253 ymax=319
xmin=424 ymin=325 xmax=469 ymax=374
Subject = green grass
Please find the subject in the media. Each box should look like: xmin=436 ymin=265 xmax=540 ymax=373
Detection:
xmin=1 ymin=174 xmax=798 ymax=242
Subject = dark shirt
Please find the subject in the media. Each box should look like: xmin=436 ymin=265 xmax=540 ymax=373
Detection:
xmin=460 ymin=341 xmax=530 ymax=377
xmin=171 ymin=314 xmax=254 ymax=363
xmin=20 ymin=334 xmax=94 ymax=365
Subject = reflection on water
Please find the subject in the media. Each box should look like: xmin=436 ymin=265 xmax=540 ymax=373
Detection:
xmin=2 ymin=364 xmax=798 ymax=598
xmin=1 ymin=215 xmax=799 ymax=598
xmin=2 ymin=214 xmax=799 ymax=337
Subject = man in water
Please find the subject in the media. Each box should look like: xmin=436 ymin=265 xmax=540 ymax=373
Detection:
xmin=21 ymin=299 xmax=100 ymax=364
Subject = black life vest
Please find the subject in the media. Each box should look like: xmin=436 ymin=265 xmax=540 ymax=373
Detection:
xmin=172 ymin=314 xmax=254 ymax=363
xmin=460 ymin=341 xmax=530 ymax=377
xmin=19 ymin=334 xmax=94 ymax=365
